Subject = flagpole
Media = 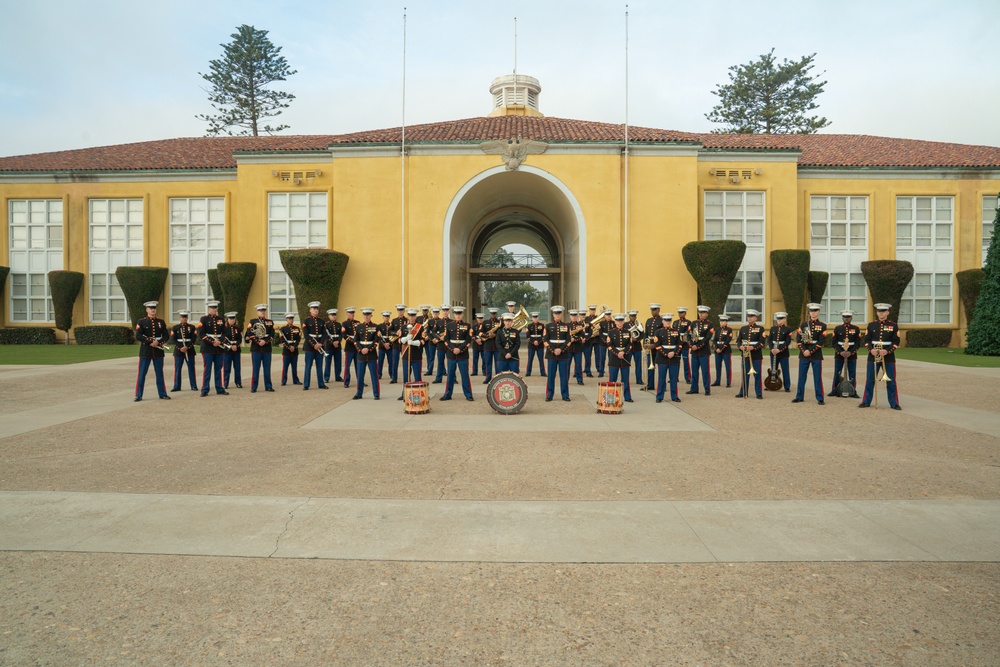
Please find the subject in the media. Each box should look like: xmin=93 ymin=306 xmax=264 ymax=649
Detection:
xmin=401 ymin=7 xmax=407 ymax=303
xmin=623 ymin=5 xmax=630 ymax=311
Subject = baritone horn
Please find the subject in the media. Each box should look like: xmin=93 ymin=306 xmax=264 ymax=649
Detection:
xmin=511 ymin=305 xmax=530 ymax=331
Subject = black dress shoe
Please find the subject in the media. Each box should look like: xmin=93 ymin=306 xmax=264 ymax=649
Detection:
xmin=219 ymin=391 xmax=230 ymax=396
xmin=858 ymin=403 xmax=869 ymax=408
xmin=792 ymin=398 xmax=802 ymax=403
xmin=303 ymin=387 xmax=309 ymax=391
xmin=784 ymin=388 xmax=790 ymax=392
xmin=335 ymin=377 xmax=343 ymax=382
xmin=562 ymin=397 xmax=571 ymax=402
xmin=624 ymin=398 xmax=633 ymax=403
xmin=374 ymin=396 xmax=380 ymax=400
xmin=281 ymin=382 xmax=286 ymax=386
xmin=734 ymin=394 xmax=744 ymax=398
xmin=705 ymin=392 xmax=711 ymax=396
xmin=235 ymin=384 xmax=242 ymax=388
xmin=827 ymin=391 xmax=837 ymax=397
xmin=672 ymin=398 xmax=681 ymax=403
xmin=265 ymin=388 xmax=275 ymax=392
xmin=398 ymin=395 xmax=404 ymax=401
xmin=343 ymin=383 xmax=351 ymax=388
xmin=471 ymin=373 xmax=479 ymax=377
xmin=390 ymin=380 xmax=397 ymax=384
xmin=432 ymin=380 xmax=442 ymax=384
xmin=200 ymin=393 xmax=209 ymax=397
xmin=585 ymin=373 xmax=592 ymax=378
xmin=353 ymin=395 xmax=362 ymax=400
xmin=891 ymin=405 xmax=902 ymax=411
xmin=656 ymin=399 xmax=663 ymax=403
xmin=817 ymin=401 xmax=825 ymax=405
xmin=160 ymin=395 xmax=171 ymax=400
xmin=577 ymin=381 xmax=584 ymax=386
xmin=318 ymin=385 xmax=329 ymax=389
xmin=756 ymin=396 xmax=763 ymax=399
xmin=685 ymin=390 xmax=698 ymax=395
xmin=170 ymin=388 xmax=180 ymax=393
xmin=466 ymin=397 xmax=474 ymax=401
xmin=191 ymin=387 xmax=199 ymax=391
xmin=545 ymin=398 xmax=552 ymax=402
xmin=251 ymin=389 xmax=257 ymax=393
xmin=710 ymin=382 xmax=720 ymax=387
xmin=440 ymin=396 xmax=451 ymax=401
xmin=134 ymin=397 xmax=142 ymax=402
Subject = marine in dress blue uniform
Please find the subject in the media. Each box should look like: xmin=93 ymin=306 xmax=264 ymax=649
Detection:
xmin=568 ymin=310 xmax=586 ymax=385
xmin=524 ymin=313 xmax=546 ymax=377
xmin=134 ymin=301 xmax=170 ymax=401
xmin=434 ymin=305 xmax=451 ymax=383
xmin=388 ymin=305 xmax=407 ymax=383
xmin=341 ymin=308 xmax=358 ymax=387
xmin=593 ymin=310 xmax=612 ymax=377
xmin=376 ymin=311 xmax=394 ymax=381
xmin=323 ymin=309 xmax=343 ymax=383
xmin=496 ymin=312 xmax=521 ymax=374
xmin=767 ymin=312 xmax=793 ymax=392
xmin=279 ymin=314 xmax=302 ymax=386
xmin=440 ymin=306 xmax=474 ymax=401
xmin=710 ymin=314 xmax=733 ymax=388
xmin=793 ymin=304 xmax=827 ymax=405
xmin=582 ymin=305 xmax=598 ymax=377
xmin=735 ymin=309 xmax=764 ymax=399
xmin=301 ymin=301 xmax=328 ymax=390
xmin=246 ymin=304 xmax=276 ymax=392
xmin=829 ymin=310 xmax=862 ymax=398
xmin=652 ymin=317 xmax=682 ymax=403
xmin=686 ymin=305 xmax=714 ymax=395
xmin=644 ymin=304 xmax=663 ymax=390
xmin=398 ymin=308 xmax=425 ymax=395
xmin=603 ymin=313 xmax=634 ymax=403
xmin=471 ymin=313 xmax=485 ymax=375
xmin=424 ymin=306 xmax=439 ymax=376
xmin=222 ymin=311 xmax=243 ymax=389
xmin=198 ymin=300 xmax=228 ymax=396
xmin=858 ymin=304 xmax=902 ymax=410
xmin=626 ymin=311 xmax=644 ymax=385
xmin=353 ymin=308 xmax=380 ymax=399
xmin=480 ymin=307 xmax=501 ymax=383
xmin=545 ymin=306 xmax=572 ymax=401
xmin=169 ymin=310 xmax=198 ymax=391
xmin=673 ymin=307 xmax=693 ymax=384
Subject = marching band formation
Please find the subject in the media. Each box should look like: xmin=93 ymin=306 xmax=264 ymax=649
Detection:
xmin=133 ymin=299 xmax=903 ymax=411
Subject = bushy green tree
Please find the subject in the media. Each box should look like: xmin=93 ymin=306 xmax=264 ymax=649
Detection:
xmin=48 ymin=270 xmax=84 ymax=344
xmin=771 ymin=249 xmax=810 ymax=324
xmin=279 ymin=249 xmax=350 ymax=322
xmin=860 ymin=260 xmax=914 ymax=325
xmin=198 ymin=24 xmax=297 ymax=136
xmin=115 ymin=267 xmax=168 ymax=327
xmin=706 ymin=49 xmax=831 ymax=134
xmin=681 ymin=240 xmax=747 ymax=329
xmin=217 ymin=262 xmax=257 ymax=326
xmin=966 ymin=201 xmax=1000 ymax=355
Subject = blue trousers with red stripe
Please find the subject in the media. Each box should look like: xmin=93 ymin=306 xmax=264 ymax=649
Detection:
xmin=172 ymin=353 xmax=197 ymax=390
xmin=251 ymin=351 xmax=273 ymax=391
xmin=201 ymin=353 xmax=224 ymax=394
xmin=136 ymin=357 xmax=167 ymax=399
xmin=355 ymin=359 xmax=379 ymax=398
xmin=861 ymin=357 xmax=900 ymax=408
xmin=714 ymin=352 xmax=732 ymax=387
xmin=795 ymin=356 xmax=824 ymax=402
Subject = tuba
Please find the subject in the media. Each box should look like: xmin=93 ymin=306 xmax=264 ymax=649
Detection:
xmin=511 ymin=305 xmax=530 ymax=331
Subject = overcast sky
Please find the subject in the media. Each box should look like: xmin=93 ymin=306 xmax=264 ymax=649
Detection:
xmin=2 ymin=0 xmax=998 ymax=158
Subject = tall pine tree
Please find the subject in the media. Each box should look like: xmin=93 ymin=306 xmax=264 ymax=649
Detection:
xmin=198 ymin=25 xmax=297 ymax=136
xmin=965 ymin=197 xmax=1000 ymax=355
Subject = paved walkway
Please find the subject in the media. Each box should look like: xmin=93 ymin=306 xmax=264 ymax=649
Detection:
xmin=1 ymin=491 xmax=997 ymax=563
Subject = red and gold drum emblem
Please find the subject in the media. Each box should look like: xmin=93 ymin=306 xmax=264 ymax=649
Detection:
xmin=487 ymin=371 xmax=528 ymax=415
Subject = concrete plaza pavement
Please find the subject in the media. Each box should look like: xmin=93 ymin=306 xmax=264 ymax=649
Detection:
xmin=0 ymin=353 xmax=998 ymax=665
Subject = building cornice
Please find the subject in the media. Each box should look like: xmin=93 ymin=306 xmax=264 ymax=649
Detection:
xmin=0 ymin=169 xmax=236 ymax=184
xmin=798 ymin=167 xmax=1000 ymax=180
xmin=698 ymin=150 xmax=802 ymax=163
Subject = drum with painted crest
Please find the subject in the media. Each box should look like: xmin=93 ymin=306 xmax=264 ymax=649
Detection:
xmin=486 ymin=371 xmax=528 ymax=415
xmin=596 ymin=381 xmax=624 ymax=414
xmin=403 ymin=381 xmax=430 ymax=414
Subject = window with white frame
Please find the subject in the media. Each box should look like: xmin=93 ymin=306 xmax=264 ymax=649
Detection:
xmin=89 ymin=199 xmax=143 ymax=322
xmin=896 ymin=196 xmax=954 ymax=324
xmin=169 ymin=198 xmax=225 ymax=321
xmin=705 ymin=191 xmax=765 ymax=322
xmin=983 ymin=195 xmax=997 ymax=267
xmin=8 ymin=199 xmax=63 ymax=322
xmin=809 ymin=196 xmax=869 ymax=321
xmin=268 ymin=192 xmax=328 ymax=315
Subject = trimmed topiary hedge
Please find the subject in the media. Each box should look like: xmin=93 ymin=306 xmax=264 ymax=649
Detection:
xmin=207 ymin=268 xmax=224 ymax=314
xmin=74 ymin=325 xmax=136 ymax=345
xmin=905 ymin=328 xmax=952 ymax=348
xmin=771 ymin=249 xmax=810 ymax=325
xmin=967 ymin=199 xmax=1000 ymax=355
xmin=681 ymin=240 xmax=746 ymax=329
xmin=956 ymin=268 xmax=983 ymax=326
xmin=116 ymin=266 xmax=168 ymax=327
xmin=279 ymin=249 xmax=351 ymax=322
xmin=807 ymin=271 xmax=829 ymax=307
xmin=48 ymin=270 xmax=84 ymax=342
xmin=861 ymin=260 xmax=914 ymax=324
xmin=0 ymin=327 xmax=56 ymax=344
xmin=217 ymin=262 xmax=257 ymax=325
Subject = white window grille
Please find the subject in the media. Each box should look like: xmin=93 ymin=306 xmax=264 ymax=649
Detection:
xmin=809 ymin=196 xmax=869 ymax=321
xmin=896 ymin=196 xmax=953 ymax=324
xmin=8 ymin=199 xmax=63 ymax=322
xmin=169 ymin=198 xmax=225 ymax=321
xmin=267 ymin=193 xmax=328 ymax=315
xmin=89 ymin=199 xmax=143 ymax=322
xmin=705 ymin=191 xmax=765 ymax=322
xmin=982 ymin=195 xmax=997 ymax=267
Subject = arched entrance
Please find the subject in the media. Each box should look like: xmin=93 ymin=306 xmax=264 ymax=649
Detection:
xmin=442 ymin=165 xmax=586 ymax=315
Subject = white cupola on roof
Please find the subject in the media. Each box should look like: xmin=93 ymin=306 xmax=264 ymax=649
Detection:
xmin=488 ymin=74 xmax=543 ymax=117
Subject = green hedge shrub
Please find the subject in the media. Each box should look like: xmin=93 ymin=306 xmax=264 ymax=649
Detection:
xmin=956 ymin=269 xmax=983 ymax=326
xmin=74 ymin=325 xmax=136 ymax=345
xmin=771 ymin=249 xmax=809 ymax=325
xmin=905 ymin=328 xmax=952 ymax=348
xmin=860 ymin=260 xmax=914 ymax=324
xmin=966 ymin=200 xmax=1000 ymax=355
xmin=116 ymin=266 xmax=168 ymax=327
xmin=681 ymin=240 xmax=746 ymax=329
xmin=0 ymin=327 xmax=56 ymax=344
xmin=48 ymin=270 xmax=84 ymax=340
xmin=807 ymin=271 xmax=829 ymax=308
xmin=217 ymin=262 xmax=257 ymax=325
xmin=279 ymin=249 xmax=351 ymax=322
xmin=207 ymin=268 xmax=224 ymax=314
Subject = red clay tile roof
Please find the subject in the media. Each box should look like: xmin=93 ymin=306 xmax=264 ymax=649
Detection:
xmin=1 ymin=116 xmax=998 ymax=172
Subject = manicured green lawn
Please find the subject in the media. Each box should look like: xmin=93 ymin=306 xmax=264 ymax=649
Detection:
xmin=893 ymin=348 xmax=1000 ymax=367
xmin=0 ymin=345 xmax=140 ymax=365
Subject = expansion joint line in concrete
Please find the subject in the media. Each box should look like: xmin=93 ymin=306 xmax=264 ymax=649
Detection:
xmin=270 ymin=497 xmax=313 ymax=558
xmin=438 ymin=443 xmax=476 ymax=500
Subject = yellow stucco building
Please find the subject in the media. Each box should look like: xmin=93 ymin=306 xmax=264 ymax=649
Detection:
xmin=1 ymin=74 xmax=998 ymax=344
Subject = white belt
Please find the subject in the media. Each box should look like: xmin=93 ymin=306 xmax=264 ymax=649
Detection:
xmin=449 ymin=339 xmax=465 ymax=344
xmin=550 ymin=339 xmax=567 ymax=344
xmin=529 ymin=335 xmax=542 ymax=338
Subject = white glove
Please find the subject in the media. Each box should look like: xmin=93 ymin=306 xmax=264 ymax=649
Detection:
xmin=408 ymin=339 xmax=421 ymax=347
xmin=401 ymin=335 xmax=411 ymax=344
